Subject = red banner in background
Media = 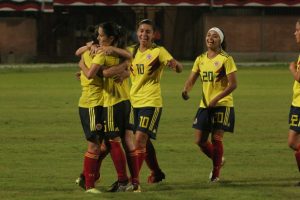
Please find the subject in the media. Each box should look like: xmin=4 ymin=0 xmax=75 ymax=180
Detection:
xmin=53 ymin=0 xmax=119 ymax=5
xmin=0 ymin=0 xmax=53 ymax=12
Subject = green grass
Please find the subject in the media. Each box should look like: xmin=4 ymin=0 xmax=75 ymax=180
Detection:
xmin=0 ymin=64 xmax=299 ymax=200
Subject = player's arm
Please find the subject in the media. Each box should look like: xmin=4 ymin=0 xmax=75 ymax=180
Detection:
xmin=99 ymin=46 xmax=132 ymax=60
xmin=113 ymin=67 xmax=131 ymax=83
xmin=75 ymin=41 xmax=94 ymax=56
xmin=208 ymin=71 xmax=237 ymax=107
xmin=182 ymin=71 xmax=199 ymax=100
xmin=101 ymin=60 xmax=129 ymax=78
xmin=79 ymin=60 xmax=101 ymax=79
xmin=167 ymin=58 xmax=183 ymax=73
xmin=289 ymin=61 xmax=300 ymax=82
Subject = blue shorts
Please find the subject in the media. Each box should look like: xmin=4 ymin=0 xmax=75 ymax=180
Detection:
xmin=192 ymin=106 xmax=235 ymax=133
xmin=102 ymin=100 xmax=133 ymax=139
xmin=289 ymin=106 xmax=300 ymax=132
xmin=79 ymin=106 xmax=104 ymax=142
xmin=130 ymin=107 xmax=162 ymax=139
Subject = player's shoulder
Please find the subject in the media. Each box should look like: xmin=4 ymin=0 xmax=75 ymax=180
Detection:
xmin=195 ymin=52 xmax=207 ymax=60
xmin=219 ymin=50 xmax=231 ymax=58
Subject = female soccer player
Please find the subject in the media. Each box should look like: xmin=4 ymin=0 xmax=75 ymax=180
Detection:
xmin=127 ymin=19 xmax=183 ymax=192
xmin=79 ymin=21 xmax=134 ymax=192
xmin=182 ymin=27 xmax=237 ymax=182
xmin=288 ymin=18 xmax=300 ymax=186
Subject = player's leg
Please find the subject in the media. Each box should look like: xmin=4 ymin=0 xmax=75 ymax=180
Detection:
xmin=288 ymin=130 xmax=300 ymax=171
xmin=78 ymin=106 xmax=103 ymax=192
xmin=195 ymin=129 xmax=212 ymax=158
xmin=210 ymin=130 xmax=224 ymax=182
xmin=104 ymin=102 xmax=129 ymax=192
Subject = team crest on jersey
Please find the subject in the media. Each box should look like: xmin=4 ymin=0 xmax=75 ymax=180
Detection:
xmin=96 ymin=123 xmax=102 ymax=130
xmin=214 ymin=61 xmax=220 ymax=67
xmin=147 ymin=54 xmax=152 ymax=60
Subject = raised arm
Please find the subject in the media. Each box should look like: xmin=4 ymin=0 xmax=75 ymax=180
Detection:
xmin=182 ymin=71 xmax=199 ymax=100
xmin=289 ymin=61 xmax=300 ymax=82
xmin=75 ymin=41 xmax=94 ymax=56
xmin=208 ymin=71 xmax=237 ymax=107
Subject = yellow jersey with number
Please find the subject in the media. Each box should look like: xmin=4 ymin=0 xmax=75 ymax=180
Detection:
xmin=79 ymin=50 xmax=104 ymax=108
xmin=292 ymin=55 xmax=300 ymax=107
xmin=129 ymin=44 xmax=173 ymax=107
xmin=92 ymin=53 xmax=130 ymax=107
xmin=192 ymin=50 xmax=237 ymax=108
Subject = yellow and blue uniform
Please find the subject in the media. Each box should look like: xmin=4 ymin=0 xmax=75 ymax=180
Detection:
xmin=192 ymin=50 xmax=237 ymax=108
xmin=79 ymin=50 xmax=104 ymax=141
xmin=192 ymin=50 xmax=237 ymax=133
xmin=92 ymin=53 xmax=131 ymax=138
xmin=128 ymin=44 xmax=172 ymax=138
xmin=289 ymin=55 xmax=300 ymax=131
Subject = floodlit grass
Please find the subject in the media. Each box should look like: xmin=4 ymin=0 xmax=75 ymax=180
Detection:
xmin=0 ymin=63 xmax=299 ymax=200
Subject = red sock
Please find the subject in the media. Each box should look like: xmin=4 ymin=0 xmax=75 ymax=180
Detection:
xmin=128 ymin=150 xmax=140 ymax=184
xmin=145 ymin=140 xmax=161 ymax=174
xmin=109 ymin=140 xmax=128 ymax=182
xmin=83 ymin=151 xmax=99 ymax=189
xmin=212 ymin=140 xmax=223 ymax=179
xmin=199 ymin=141 xmax=214 ymax=159
xmin=295 ymin=144 xmax=300 ymax=172
xmin=95 ymin=145 xmax=109 ymax=181
xmin=136 ymin=148 xmax=146 ymax=172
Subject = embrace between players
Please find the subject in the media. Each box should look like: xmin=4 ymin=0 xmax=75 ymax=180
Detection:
xmin=75 ymin=18 xmax=300 ymax=193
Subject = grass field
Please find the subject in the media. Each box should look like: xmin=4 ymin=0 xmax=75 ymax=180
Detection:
xmin=0 ymin=63 xmax=299 ymax=200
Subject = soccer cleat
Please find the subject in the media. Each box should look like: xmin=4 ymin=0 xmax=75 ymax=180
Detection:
xmin=75 ymin=174 xmax=86 ymax=190
xmin=107 ymin=180 xmax=130 ymax=192
xmin=210 ymin=177 xmax=220 ymax=183
xmin=107 ymin=181 xmax=119 ymax=192
xmin=125 ymin=183 xmax=141 ymax=193
xmin=147 ymin=171 xmax=166 ymax=184
xmin=85 ymin=188 xmax=101 ymax=194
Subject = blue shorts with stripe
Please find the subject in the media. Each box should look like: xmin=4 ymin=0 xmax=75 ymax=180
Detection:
xmin=102 ymin=100 xmax=133 ymax=139
xmin=192 ymin=106 xmax=235 ymax=133
xmin=289 ymin=105 xmax=300 ymax=132
xmin=79 ymin=106 xmax=104 ymax=142
xmin=130 ymin=107 xmax=162 ymax=139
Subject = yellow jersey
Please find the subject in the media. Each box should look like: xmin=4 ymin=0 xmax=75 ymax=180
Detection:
xmin=92 ymin=53 xmax=130 ymax=107
xmin=129 ymin=45 xmax=173 ymax=107
xmin=292 ymin=55 xmax=300 ymax=107
xmin=192 ymin=50 xmax=237 ymax=108
xmin=79 ymin=50 xmax=104 ymax=108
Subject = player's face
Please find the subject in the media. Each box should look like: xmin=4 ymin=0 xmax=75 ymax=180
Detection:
xmin=295 ymin=22 xmax=300 ymax=45
xmin=137 ymin=23 xmax=154 ymax=47
xmin=206 ymin=30 xmax=221 ymax=50
xmin=97 ymin=27 xmax=114 ymax=47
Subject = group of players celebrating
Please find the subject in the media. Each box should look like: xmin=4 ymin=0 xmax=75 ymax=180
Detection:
xmin=74 ymin=18 xmax=300 ymax=194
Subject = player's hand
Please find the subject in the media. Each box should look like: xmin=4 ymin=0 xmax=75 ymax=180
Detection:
xmin=208 ymin=98 xmax=218 ymax=108
xmin=182 ymin=91 xmax=189 ymax=100
xmin=75 ymin=71 xmax=81 ymax=80
xmin=289 ymin=61 xmax=297 ymax=72
xmin=167 ymin=59 xmax=177 ymax=71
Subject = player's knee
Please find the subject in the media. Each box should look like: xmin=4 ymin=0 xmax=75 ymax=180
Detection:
xmin=288 ymin=140 xmax=296 ymax=150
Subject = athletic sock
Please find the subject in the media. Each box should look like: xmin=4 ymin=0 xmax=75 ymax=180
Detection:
xmin=109 ymin=140 xmax=128 ymax=182
xmin=128 ymin=149 xmax=140 ymax=184
xmin=95 ymin=145 xmax=109 ymax=181
xmin=145 ymin=140 xmax=161 ymax=174
xmin=295 ymin=144 xmax=300 ymax=172
xmin=199 ymin=141 xmax=214 ymax=159
xmin=83 ymin=151 xmax=100 ymax=189
xmin=212 ymin=139 xmax=224 ymax=179
xmin=136 ymin=148 xmax=146 ymax=172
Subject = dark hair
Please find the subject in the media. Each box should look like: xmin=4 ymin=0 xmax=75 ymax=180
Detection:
xmin=298 ymin=18 xmax=300 ymax=24
xmin=220 ymin=29 xmax=226 ymax=51
xmin=99 ymin=22 xmax=127 ymax=48
xmin=137 ymin=19 xmax=156 ymax=32
xmin=87 ymin=25 xmax=99 ymax=44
